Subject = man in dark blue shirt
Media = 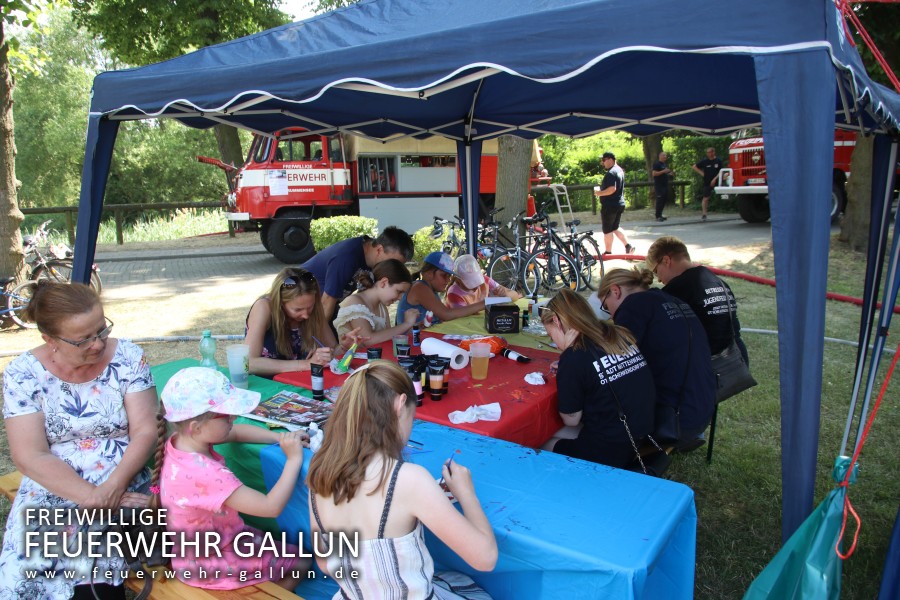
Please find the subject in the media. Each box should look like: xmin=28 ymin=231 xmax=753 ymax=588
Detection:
xmin=692 ymin=147 xmax=723 ymax=222
xmin=594 ymin=152 xmax=634 ymax=256
xmin=301 ymin=225 xmax=414 ymax=321
xmin=651 ymin=151 xmax=674 ymax=222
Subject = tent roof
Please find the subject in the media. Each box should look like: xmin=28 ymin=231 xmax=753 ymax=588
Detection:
xmin=89 ymin=0 xmax=900 ymax=141
xmin=77 ymin=0 xmax=900 ymax=549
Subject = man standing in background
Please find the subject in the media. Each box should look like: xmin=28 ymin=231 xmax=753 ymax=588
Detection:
xmin=692 ymin=147 xmax=723 ymax=222
xmin=651 ymin=151 xmax=674 ymax=222
xmin=594 ymin=152 xmax=634 ymax=256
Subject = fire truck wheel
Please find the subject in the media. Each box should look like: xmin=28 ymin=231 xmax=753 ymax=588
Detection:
xmin=267 ymin=217 xmax=315 ymax=264
xmin=831 ymin=183 xmax=847 ymax=224
xmin=737 ymin=195 xmax=770 ymax=223
xmin=260 ymin=223 xmax=272 ymax=252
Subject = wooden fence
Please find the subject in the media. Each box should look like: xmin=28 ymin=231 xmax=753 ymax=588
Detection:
xmin=22 ymin=179 xmax=692 ymax=245
xmin=21 ymin=201 xmax=226 ymax=245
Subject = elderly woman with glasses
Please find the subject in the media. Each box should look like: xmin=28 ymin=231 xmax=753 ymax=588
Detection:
xmin=0 ymin=281 xmax=158 ymax=599
xmin=245 ymin=267 xmax=359 ymax=376
xmin=539 ymin=288 xmax=656 ymax=469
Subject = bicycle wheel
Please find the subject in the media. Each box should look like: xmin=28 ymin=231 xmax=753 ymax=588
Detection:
xmin=526 ymin=249 xmax=580 ymax=293
xmin=487 ymin=251 xmax=524 ymax=291
xmin=7 ymin=280 xmax=37 ymax=329
xmin=521 ymin=250 xmax=542 ymax=296
xmin=34 ymin=260 xmax=102 ymax=293
xmin=577 ymin=235 xmax=604 ymax=291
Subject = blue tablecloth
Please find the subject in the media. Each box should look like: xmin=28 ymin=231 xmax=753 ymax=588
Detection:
xmin=261 ymin=421 xmax=696 ymax=600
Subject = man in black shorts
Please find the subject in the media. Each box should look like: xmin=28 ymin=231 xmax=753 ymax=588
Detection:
xmin=594 ymin=152 xmax=634 ymax=256
xmin=692 ymin=147 xmax=723 ymax=221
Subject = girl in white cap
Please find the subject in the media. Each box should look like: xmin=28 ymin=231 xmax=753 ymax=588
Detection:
xmin=154 ymin=367 xmax=309 ymax=591
xmin=445 ymin=254 xmax=522 ymax=308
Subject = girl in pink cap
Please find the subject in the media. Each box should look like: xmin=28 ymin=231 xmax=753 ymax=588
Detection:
xmin=395 ymin=251 xmax=486 ymax=326
xmin=153 ymin=367 xmax=309 ymax=591
xmin=445 ymin=254 xmax=522 ymax=308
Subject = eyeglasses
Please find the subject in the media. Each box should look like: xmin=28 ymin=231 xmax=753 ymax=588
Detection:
xmin=538 ymin=304 xmax=556 ymax=322
xmin=53 ymin=317 xmax=114 ymax=348
xmin=600 ymin=292 xmax=611 ymax=313
xmin=282 ymin=270 xmax=317 ymax=289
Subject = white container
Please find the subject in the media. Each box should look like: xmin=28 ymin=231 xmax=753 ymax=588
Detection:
xmin=225 ymin=344 xmax=250 ymax=389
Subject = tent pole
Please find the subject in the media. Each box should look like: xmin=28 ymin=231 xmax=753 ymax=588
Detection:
xmin=848 ymin=138 xmax=900 ymax=457
xmin=840 ymin=137 xmax=898 ymax=455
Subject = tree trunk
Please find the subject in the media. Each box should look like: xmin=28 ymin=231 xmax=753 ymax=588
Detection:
xmin=213 ymin=124 xmax=244 ymax=187
xmin=0 ymin=20 xmax=26 ymax=286
xmin=839 ymin=134 xmax=873 ymax=251
xmin=495 ymin=135 xmax=533 ymax=247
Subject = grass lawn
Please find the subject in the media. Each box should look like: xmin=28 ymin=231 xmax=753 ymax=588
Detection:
xmin=680 ymin=235 xmax=900 ymax=599
xmin=0 ymin=213 xmax=898 ymax=599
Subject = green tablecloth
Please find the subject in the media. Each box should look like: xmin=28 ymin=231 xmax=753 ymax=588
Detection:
xmin=150 ymin=358 xmax=304 ymax=533
xmin=427 ymin=297 xmax=559 ymax=352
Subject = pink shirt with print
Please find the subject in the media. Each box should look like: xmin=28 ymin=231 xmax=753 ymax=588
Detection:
xmin=160 ymin=436 xmax=298 ymax=589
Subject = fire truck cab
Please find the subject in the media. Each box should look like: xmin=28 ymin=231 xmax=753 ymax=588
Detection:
xmin=215 ymin=128 xmax=499 ymax=263
xmin=715 ymin=130 xmax=855 ymax=224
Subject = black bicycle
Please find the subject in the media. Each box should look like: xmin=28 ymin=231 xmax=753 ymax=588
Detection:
xmin=24 ymin=220 xmax=103 ymax=293
xmin=520 ymin=205 xmax=581 ymax=294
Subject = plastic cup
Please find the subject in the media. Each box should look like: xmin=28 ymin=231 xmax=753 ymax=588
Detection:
xmin=469 ymin=342 xmax=491 ymax=381
xmin=392 ymin=334 xmax=409 ymax=356
xmin=225 ymin=344 xmax=250 ymax=389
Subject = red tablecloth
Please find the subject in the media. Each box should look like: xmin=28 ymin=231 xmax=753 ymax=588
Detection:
xmin=274 ymin=333 xmax=563 ymax=448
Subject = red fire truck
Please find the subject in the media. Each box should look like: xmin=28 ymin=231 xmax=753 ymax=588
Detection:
xmin=200 ymin=128 xmax=498 ymax=263
xmin=715 ymin=129 xmax=856 ymax=224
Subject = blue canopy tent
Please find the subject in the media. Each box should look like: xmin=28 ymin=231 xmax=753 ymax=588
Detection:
xmin=74 ymin=0 xmax=900 ymax=543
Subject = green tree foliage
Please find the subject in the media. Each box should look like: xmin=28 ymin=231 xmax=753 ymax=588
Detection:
xmin=851 ymin=3 xmax=900 ymax=90
xmin=539 ymin=131 xmax=643 ymax=187
xmin=539 ymin=131 xmax=731 ymax=211
xmin=13 ymin=5 xmax=232 ymax=213
xmin=70 ymin=0 xmax=289 ymax=63
xmin=13 ymin=7 xmax=100 ymax=208
xmin=303 ymin=0 xmax=356 ymax=14
xmin=104 ymin=120 xmax=233 ymax=209
xmin=0 ymin=0 xmax=48 ymax=283
xmin=70 ymin=0 xmax=291 ymax=179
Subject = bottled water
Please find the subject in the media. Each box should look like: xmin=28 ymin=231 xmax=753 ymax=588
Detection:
xmin=199 ymin=330 xmax=218 ymax=368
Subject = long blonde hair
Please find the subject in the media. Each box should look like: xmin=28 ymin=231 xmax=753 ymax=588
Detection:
xmin=265 ymin=267 xmax=325 ymax=359
xmin=540 ymin=288 xmax=635 ymax=355
xmin=307 ymin=361 xmax=416 ymax=504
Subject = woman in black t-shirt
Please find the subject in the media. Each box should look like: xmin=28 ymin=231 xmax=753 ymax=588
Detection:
xmin=597 ymin=267 xmax=716 ymax=445
xmin=540 ymin=289 xmax=655 ymax=468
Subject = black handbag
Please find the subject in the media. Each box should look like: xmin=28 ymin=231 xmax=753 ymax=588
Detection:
xmin=711 ymin=282 xmax=757 ymax=403
xmin=653 ymin=402 xmax=681 ymax=445
xmin=711 ymin=339 xmax=757 ymax=402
